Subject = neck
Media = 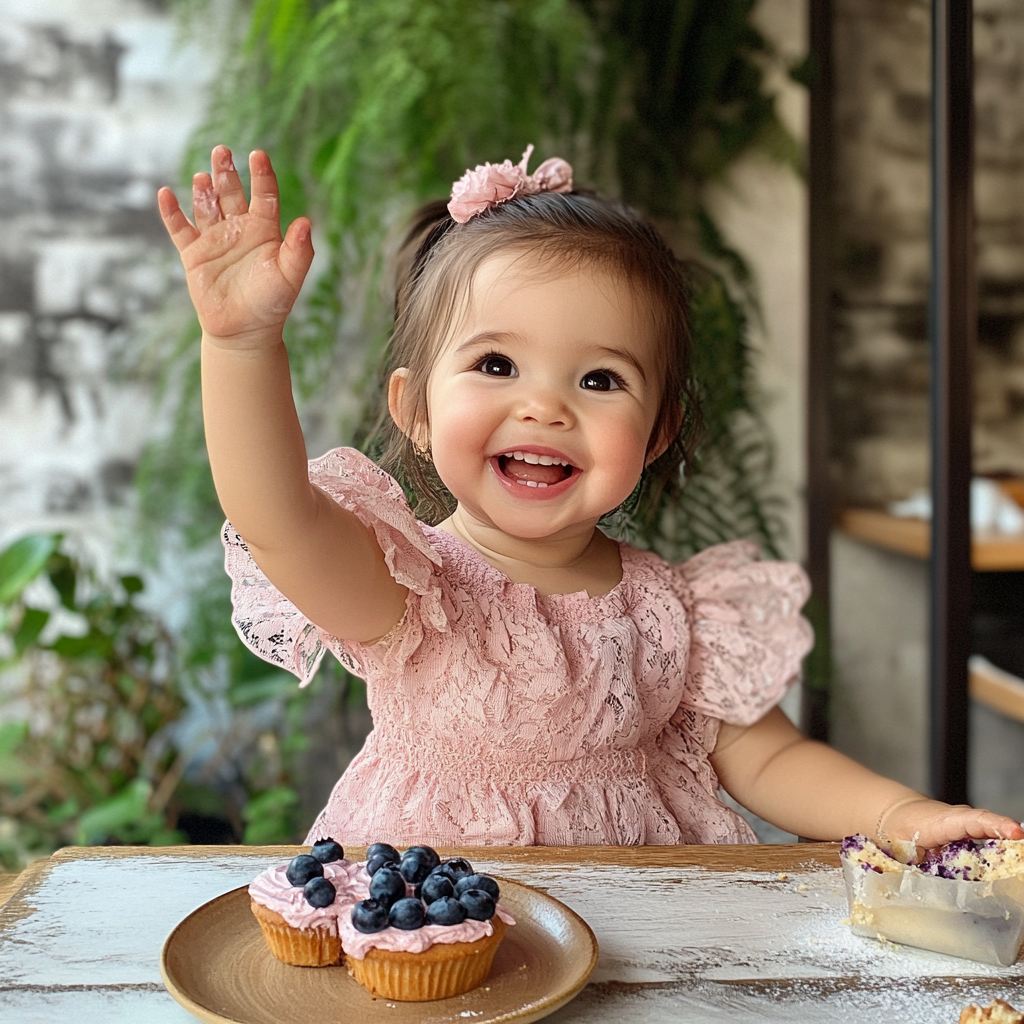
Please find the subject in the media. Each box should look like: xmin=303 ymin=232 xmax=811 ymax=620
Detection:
xmin=435 ymin=506 xmax=621 ymax=596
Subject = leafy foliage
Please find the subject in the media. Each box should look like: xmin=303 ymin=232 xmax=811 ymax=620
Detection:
xmin=0 ymin=534 xmax=333 ymax=864
xmin=0 ymin=536 xmax=185 ymax=868
xmin=584 ymin=0 xmax=799 ymax=219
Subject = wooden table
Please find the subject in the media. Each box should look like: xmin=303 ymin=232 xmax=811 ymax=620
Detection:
xmin=1 ymin=844 xmax=1022 ymax=1023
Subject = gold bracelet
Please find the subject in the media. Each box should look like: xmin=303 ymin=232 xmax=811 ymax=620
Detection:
xmin=875 ymin=794 xmax=923 ymax=843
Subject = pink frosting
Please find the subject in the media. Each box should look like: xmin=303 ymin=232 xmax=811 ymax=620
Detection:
xmin=249 ymin=856 xmax=516 ymax=957
xmin=338 ymin=905 xmax=516 ymax=960
xmin=248 ymin=859 xmax=370 ymax=932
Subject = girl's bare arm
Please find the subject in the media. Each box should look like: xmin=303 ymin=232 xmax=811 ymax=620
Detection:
xmin=711 ymin=706 xmax=1024 ymax=847
xmin=158 ymin=147 xmax=407 ymax=641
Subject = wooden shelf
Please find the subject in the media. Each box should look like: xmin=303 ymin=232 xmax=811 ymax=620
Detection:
xmin=970 ymin=656 xmax=1024 ymax=724
xmin=840 ymin=507 xmax=1024 ymax=570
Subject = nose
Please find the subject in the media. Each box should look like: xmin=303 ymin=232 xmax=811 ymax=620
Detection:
xmin=515 ymin=382 xmax=575 ymax=428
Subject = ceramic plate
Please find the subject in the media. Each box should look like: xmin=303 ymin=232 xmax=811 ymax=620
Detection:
xmin=161 ymin=877 xmax=598 ymax=1024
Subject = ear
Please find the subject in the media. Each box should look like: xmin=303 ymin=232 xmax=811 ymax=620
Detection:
xmin=388 ymin=367 xmax=428 ymax=447
xmin=387 ymin=367 xmax=411 ymax=434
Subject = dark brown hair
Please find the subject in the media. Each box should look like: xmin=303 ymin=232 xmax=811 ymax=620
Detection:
xmin=377 ymin=191 xmax=701 ymax=526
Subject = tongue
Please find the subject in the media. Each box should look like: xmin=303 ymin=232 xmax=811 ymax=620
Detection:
xmin=503 ymin=458 xmax=566 ymax=486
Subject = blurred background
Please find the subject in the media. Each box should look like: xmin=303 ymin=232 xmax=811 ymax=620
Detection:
xmin=0 ymin=0 xmax=1021 ymax=867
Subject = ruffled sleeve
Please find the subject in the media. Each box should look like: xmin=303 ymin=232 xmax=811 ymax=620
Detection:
xmin=221 ymin=447 xmax=447 ymax=686
xmin=675 ymin=540 xmax=814 ymax=726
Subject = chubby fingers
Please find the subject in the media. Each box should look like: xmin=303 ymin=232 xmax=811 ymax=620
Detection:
xmin=192 ymin=171 xmax=222 ymax=230
xmin=279 ymin=217 xmax=314 ymax=289
xmin=248 ymin=150 xmax=281 ymax=222
xmin=976 ymin=810 xmax=1024 ymax=840
xmin=157 ymin=187 xmax=199 ymax=252
xmin=212 ymin=145 xmax=249 ymax=217
xmin=944 ymin=807 xmax=1024 ymax=842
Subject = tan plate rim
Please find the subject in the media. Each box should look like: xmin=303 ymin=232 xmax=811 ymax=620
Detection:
xmin=160 ymin=876 xmax=599 ymax=1024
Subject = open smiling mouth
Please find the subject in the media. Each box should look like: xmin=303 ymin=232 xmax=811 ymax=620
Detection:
xmin=496 ymin=451 xmax=576 ymax=489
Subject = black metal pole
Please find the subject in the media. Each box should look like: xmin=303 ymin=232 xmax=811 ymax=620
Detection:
xmin=803 ymin=0 xmax=834 ymax=744
xmin=929 ymin=0 xmax=975 ymax=804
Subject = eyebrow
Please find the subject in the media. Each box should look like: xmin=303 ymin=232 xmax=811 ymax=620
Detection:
xmin=454 ymin=334 xmax=648 ymax=383
xmin=452 ymin=331 xmax=516 ymax=355
xmin=597 ymin=346 xmax=647 ymax=382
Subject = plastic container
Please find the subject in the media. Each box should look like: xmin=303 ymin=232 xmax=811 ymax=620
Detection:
xmin=842 ymin=855 xmax=1024 ymax=966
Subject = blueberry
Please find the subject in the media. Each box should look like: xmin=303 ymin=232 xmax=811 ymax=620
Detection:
xmin=405 ymin=845 xmax=440 ymax=869
xmin=286 ymin=854 xmax=324 ymax=886
xmin=425 ymin=896 xmax=468 ymax=926
xmin=303 ymin=876 xmax=337 ymax=908
xmin=439 ymin=857 xmax=474 ymax=881
xmin=428 ymin=863 xmax=459 ymax=883
xmin=455 ymin=873 xmax=500 ymax=901
xmin=310 ymin=838 xmax=344 ymax=863
xmin=399 ymin=849 xmax=436 ymax=885
xmin=366 ymin=842 xmax=400 ymax=864
xmin=458 ymin=889 xmax=496 ymax=921
xmin=351 ymin=899 xmax=390 ymax=933
xmin=369 ymin=865 xmax=407 ymax=908
xmin=840 ymin=835 xmax=867 ymax=856
xmin=389 ymin=897 xmax=426 ymax=930
xmin=418 ymin=873 xmax=455 ymax=905
xmin=366 ymin=852 xmax=396 ymax=877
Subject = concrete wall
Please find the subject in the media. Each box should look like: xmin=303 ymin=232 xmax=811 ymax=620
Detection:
xmin=830 ymin=532 xmax=1024 ymax=821
xmin=831 ymin=0 xmax=1024 ymax=507
xmin=0 ymin=0 xmax=213 ymax=563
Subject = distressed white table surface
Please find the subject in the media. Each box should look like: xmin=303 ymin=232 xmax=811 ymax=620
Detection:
xmin=1 ymin=844 xmax=1021 ymax=1023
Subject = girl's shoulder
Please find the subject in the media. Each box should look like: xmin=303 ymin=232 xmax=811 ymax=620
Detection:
xmin=621 ymin=538 xmax=810 ymax=608
xmin=634 ymin=540 xmax=813 ymax=726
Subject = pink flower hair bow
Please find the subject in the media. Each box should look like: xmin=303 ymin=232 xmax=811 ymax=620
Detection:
xmin=447 ymin=144 xmax=573 ymax=224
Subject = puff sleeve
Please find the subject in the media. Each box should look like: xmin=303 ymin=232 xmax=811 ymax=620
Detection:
xmin=675 ymin=540 xmax=814 ymax=726
xmin=221 ymin=447 xmax=447 ymax=686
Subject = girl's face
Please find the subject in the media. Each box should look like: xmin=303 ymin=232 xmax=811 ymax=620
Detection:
xmin=401 ymin=253 xmax=667 ymax=542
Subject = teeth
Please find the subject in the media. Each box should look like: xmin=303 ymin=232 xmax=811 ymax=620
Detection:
xmin=505 ymin=451 xmax=569 ymax=467
xmin=523 ymin=480 xmax=547 ymax=488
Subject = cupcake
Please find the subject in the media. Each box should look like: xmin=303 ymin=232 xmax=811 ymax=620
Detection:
xmin=338 ymin=843 xmax=515 ymax=1000
xmin=248 ymin=839 xmax=369 ymax=966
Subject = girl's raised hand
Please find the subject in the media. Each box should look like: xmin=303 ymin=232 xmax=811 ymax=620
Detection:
xmin=157 ymin=147 xmax=314 ymax=346
xmin=884 ymin=796 xmax=1024 ymax=851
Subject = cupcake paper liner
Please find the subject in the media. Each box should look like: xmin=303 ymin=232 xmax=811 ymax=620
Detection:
xmin=249 ymin=898 xmax=341 ymax=967
xmin=346 ymin=918 xmax=506 ymax=1001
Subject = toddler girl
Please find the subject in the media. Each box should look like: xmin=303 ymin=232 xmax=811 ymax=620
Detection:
xmin=158 ymin=145 xmax=1023 ymax=850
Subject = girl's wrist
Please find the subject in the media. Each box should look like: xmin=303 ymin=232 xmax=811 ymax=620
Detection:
xmin=201 ymin=326 xmax=286 ymax=353
xmin=874 ymin=792 xmax=930 ymax=843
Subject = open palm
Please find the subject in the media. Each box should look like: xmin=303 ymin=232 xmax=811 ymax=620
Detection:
xmin=158 ymin=147 xmax=314 ymax=344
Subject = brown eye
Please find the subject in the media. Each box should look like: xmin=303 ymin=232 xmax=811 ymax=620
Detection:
xmin=580 ymin=370 xmax=623 ymax=392
xmin=477 ymin=354 xmax=516 ymax=377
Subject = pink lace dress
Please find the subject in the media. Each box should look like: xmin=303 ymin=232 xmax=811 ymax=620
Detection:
xmin=223 ymin=448 xmax=814 ymax=846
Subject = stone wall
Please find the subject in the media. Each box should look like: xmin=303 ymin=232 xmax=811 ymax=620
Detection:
xmin=0 ymin=0 xmax=213 ymax=558
xmin=832 ymin=0 xmax=1024 ymax=507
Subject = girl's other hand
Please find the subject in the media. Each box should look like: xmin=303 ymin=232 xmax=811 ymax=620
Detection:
xmin=883 ymin=796 xmax=1024 ymax=851
xmin=157 ymin=147 xmax=314 ymax=346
